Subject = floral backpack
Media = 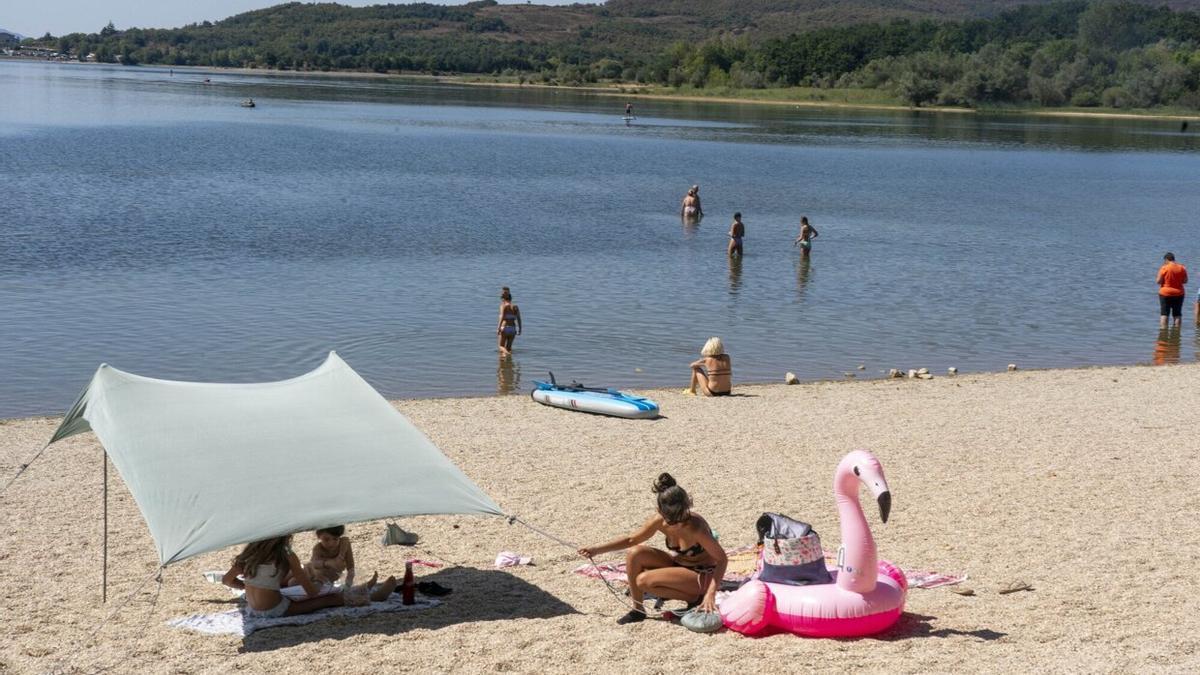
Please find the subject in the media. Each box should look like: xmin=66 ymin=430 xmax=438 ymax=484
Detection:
xmin=754 ymin=512 xmax=832 ymax=586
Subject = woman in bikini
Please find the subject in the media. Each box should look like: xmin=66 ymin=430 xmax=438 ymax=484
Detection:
xmin=793 ymin=216 xmax=819 ymax=258
xmin=222 ymin=535 xmax=395 ymax=618
xmin=680 ymin=185 xmax=703 ymax=221
xmin=496 ymin=287 xmax=522 ymax=354
xmin=684 ymin=336 xmax=732 ymax=396
xmin=578 ymin=473 xmax=726 ymax=625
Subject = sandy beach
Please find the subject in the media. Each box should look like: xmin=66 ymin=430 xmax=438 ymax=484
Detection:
xmin=2 ymin=363 xmax=1199 ymax=673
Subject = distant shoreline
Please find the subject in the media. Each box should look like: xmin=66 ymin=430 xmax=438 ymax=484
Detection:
xmin=7 ymin=57 xmax=1199 ymax=123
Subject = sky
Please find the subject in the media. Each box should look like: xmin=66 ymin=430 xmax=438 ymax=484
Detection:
xmin=4 ymin=0 xmax=580 ymax=37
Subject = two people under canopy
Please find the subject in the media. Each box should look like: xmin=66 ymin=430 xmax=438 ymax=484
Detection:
xmin=222 ymin=525 xmax=397 ymax=618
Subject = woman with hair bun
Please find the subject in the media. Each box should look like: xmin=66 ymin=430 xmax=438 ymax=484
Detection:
xmin=496 ymin=287 xmax=522 ymax=354
xmin=577 ymin=473 xmax=726 ymax=625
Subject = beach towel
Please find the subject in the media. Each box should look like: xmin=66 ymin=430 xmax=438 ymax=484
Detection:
xmin=167 ymin=594 xmax=441 ymax=637
xmin=574 ymin=545 xmax=758 ymax=588
xmin=574 ymin=546 xmax=966 ymax=590
xmin=903 ymin=570 xmax=968 ymax=589
xmin=495 ymin=551 xmax=533 ymax=567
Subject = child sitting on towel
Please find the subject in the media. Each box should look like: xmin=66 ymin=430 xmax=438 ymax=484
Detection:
xmin=223 ymin=535 xmax=395 ymax=618
xmin=295 ymin=525 xmax=356 ymax=587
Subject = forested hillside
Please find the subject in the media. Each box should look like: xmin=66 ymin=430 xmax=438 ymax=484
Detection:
xmin=23 ymin=1 xmax=1200 ymax=110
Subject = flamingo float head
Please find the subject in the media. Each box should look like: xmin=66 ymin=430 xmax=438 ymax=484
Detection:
xmin=836 ymin=449 xmax=892 ymax=523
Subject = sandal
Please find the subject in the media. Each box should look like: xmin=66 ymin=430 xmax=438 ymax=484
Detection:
xmin=416 ymin=581 xmax=453 ymax=597
xmin=616 ymin=609 xmax=646 ymax=625
xmin=998 ymin=580 xmax=1033 ymax=595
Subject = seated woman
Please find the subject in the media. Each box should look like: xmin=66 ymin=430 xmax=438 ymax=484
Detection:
xmin=222 ymin=535 xmax=395 ymax=618
xmin=297 ymin=525 xmax=356 ymax=587
xmin=684 ymin=337 xmax=731 ymax=396
xmin=578 ymin=473 xmax=726 ymax=625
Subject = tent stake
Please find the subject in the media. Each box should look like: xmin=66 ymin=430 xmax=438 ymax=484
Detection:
xmin=102 ymin=449 xmax=108 ymax=604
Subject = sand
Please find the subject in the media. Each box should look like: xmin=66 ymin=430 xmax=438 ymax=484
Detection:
xmin=2 ymin=363 xmax=1199 ymax=674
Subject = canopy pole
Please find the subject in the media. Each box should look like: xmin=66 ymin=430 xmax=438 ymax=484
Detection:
xmin=102 ymin=449 xmax=108 ymax=604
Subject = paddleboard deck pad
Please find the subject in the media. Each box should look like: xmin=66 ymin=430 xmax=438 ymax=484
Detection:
xmin=532 ymin=379 xmax=659 ymax=419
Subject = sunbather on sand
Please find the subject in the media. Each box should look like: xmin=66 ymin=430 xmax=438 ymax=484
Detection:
xmin=685 ymin=337 xmax=731 ymax=396
xmin=578 ymin=473 xmax=727 ymax=625
xmin=222 ymin=535 xmax=396 ymax=618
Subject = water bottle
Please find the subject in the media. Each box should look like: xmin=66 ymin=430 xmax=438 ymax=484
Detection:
xmin=402 ymin=561 xmax=415 ymax=605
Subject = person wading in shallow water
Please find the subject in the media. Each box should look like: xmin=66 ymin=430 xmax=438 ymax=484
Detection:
xmin=497 ymin=287 xmax=522 ymax=354
xmin=728 ymin=212 xmax=745 ymax=257
xmin=681 ymin=185 xmax=703 ymax=220
xmin=794 ymin=216 xmax=819 ymax=258
xmin=1157 ymin=252 xmax=1188 ymax=329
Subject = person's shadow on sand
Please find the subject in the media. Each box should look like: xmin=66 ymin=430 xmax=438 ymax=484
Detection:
xmin=239 ymin=568 xmax=577 ymax=652
xmin=870 ymin=612 xmax=1007 ymax=642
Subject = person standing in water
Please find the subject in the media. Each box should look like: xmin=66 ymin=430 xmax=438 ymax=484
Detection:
xmin=793 ymin=216 xmax=819 ymax=258
xmin=497 ymin=287 xmax=522 ymax=354
xmin=680 ymin=186 xmax=703 ymax=220
xmin=727 ymin=212 xmax=745 ymax=257
xmin=625 ymin=102 xmax=634 ymax=118
xmin=1157 ymin=252 xmax=1187 ymax=329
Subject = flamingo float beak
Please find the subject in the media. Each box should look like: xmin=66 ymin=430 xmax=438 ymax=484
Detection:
xmin=877 ymin=491 xmax=891 ymax=524
xmin=854 ymin=458 xmax=892 ymax=523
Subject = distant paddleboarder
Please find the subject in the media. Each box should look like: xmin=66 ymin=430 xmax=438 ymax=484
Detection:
xmin=625 ymin=102 xmax=634 ymax=118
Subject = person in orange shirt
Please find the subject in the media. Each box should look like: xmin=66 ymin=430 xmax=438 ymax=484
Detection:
xmin=1157 ymin=252 xmax=1188 ymax=329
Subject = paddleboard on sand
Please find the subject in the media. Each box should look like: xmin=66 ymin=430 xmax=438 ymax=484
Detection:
xmin=532 ymin=375 xmax=659 ymax=419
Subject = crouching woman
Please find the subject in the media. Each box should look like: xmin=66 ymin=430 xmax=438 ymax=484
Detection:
xmin=577 ymin=474 xmax=726 ymax=625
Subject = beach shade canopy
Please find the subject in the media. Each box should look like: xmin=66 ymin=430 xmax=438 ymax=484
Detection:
xmin=47 ymin=352 xmax=504 ymax=566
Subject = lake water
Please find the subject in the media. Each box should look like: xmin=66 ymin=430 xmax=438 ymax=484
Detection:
xmin=2 ymin=60 xmax=1198 ymax=418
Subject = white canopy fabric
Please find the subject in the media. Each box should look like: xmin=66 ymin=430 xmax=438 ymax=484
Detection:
xmin=48 ymin=352 xmax=504 ymax=566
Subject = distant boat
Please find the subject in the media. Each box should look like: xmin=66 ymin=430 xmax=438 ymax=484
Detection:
xmin=240 ymin=98 xmax=256 ymax=108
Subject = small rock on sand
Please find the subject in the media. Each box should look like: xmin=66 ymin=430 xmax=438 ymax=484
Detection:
xmin=888 ymin=369 xmax=902 ymax=378
xmin=785 ymin=372 xmax=799 ymax=385
xmin=917 ymin=367 xmax=929 ymax=376
xmin=1008 ymin=364 xmax=1018 ymax=371
xmin=948 ymin=367 xmax=958 ymax=375
xmin=907 ymin=369 xmax=917 ymax=379
xmin=917 ymin=373 xmax=934 ymax=380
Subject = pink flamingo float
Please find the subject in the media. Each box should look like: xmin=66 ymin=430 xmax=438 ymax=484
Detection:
xmin=720 ymin=450 xmax=907 ymax=637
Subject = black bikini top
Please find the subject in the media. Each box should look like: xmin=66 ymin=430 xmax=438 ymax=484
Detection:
xmin=665 ymin=532 xmax=708 ymax=558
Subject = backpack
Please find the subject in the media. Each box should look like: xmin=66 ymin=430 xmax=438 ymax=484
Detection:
xmin=754 ymin=512 xmax=832 ymax=586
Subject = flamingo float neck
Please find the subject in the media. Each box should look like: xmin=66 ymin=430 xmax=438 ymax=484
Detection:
xmin=833 ymin=451 xmax=890 ymax=594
